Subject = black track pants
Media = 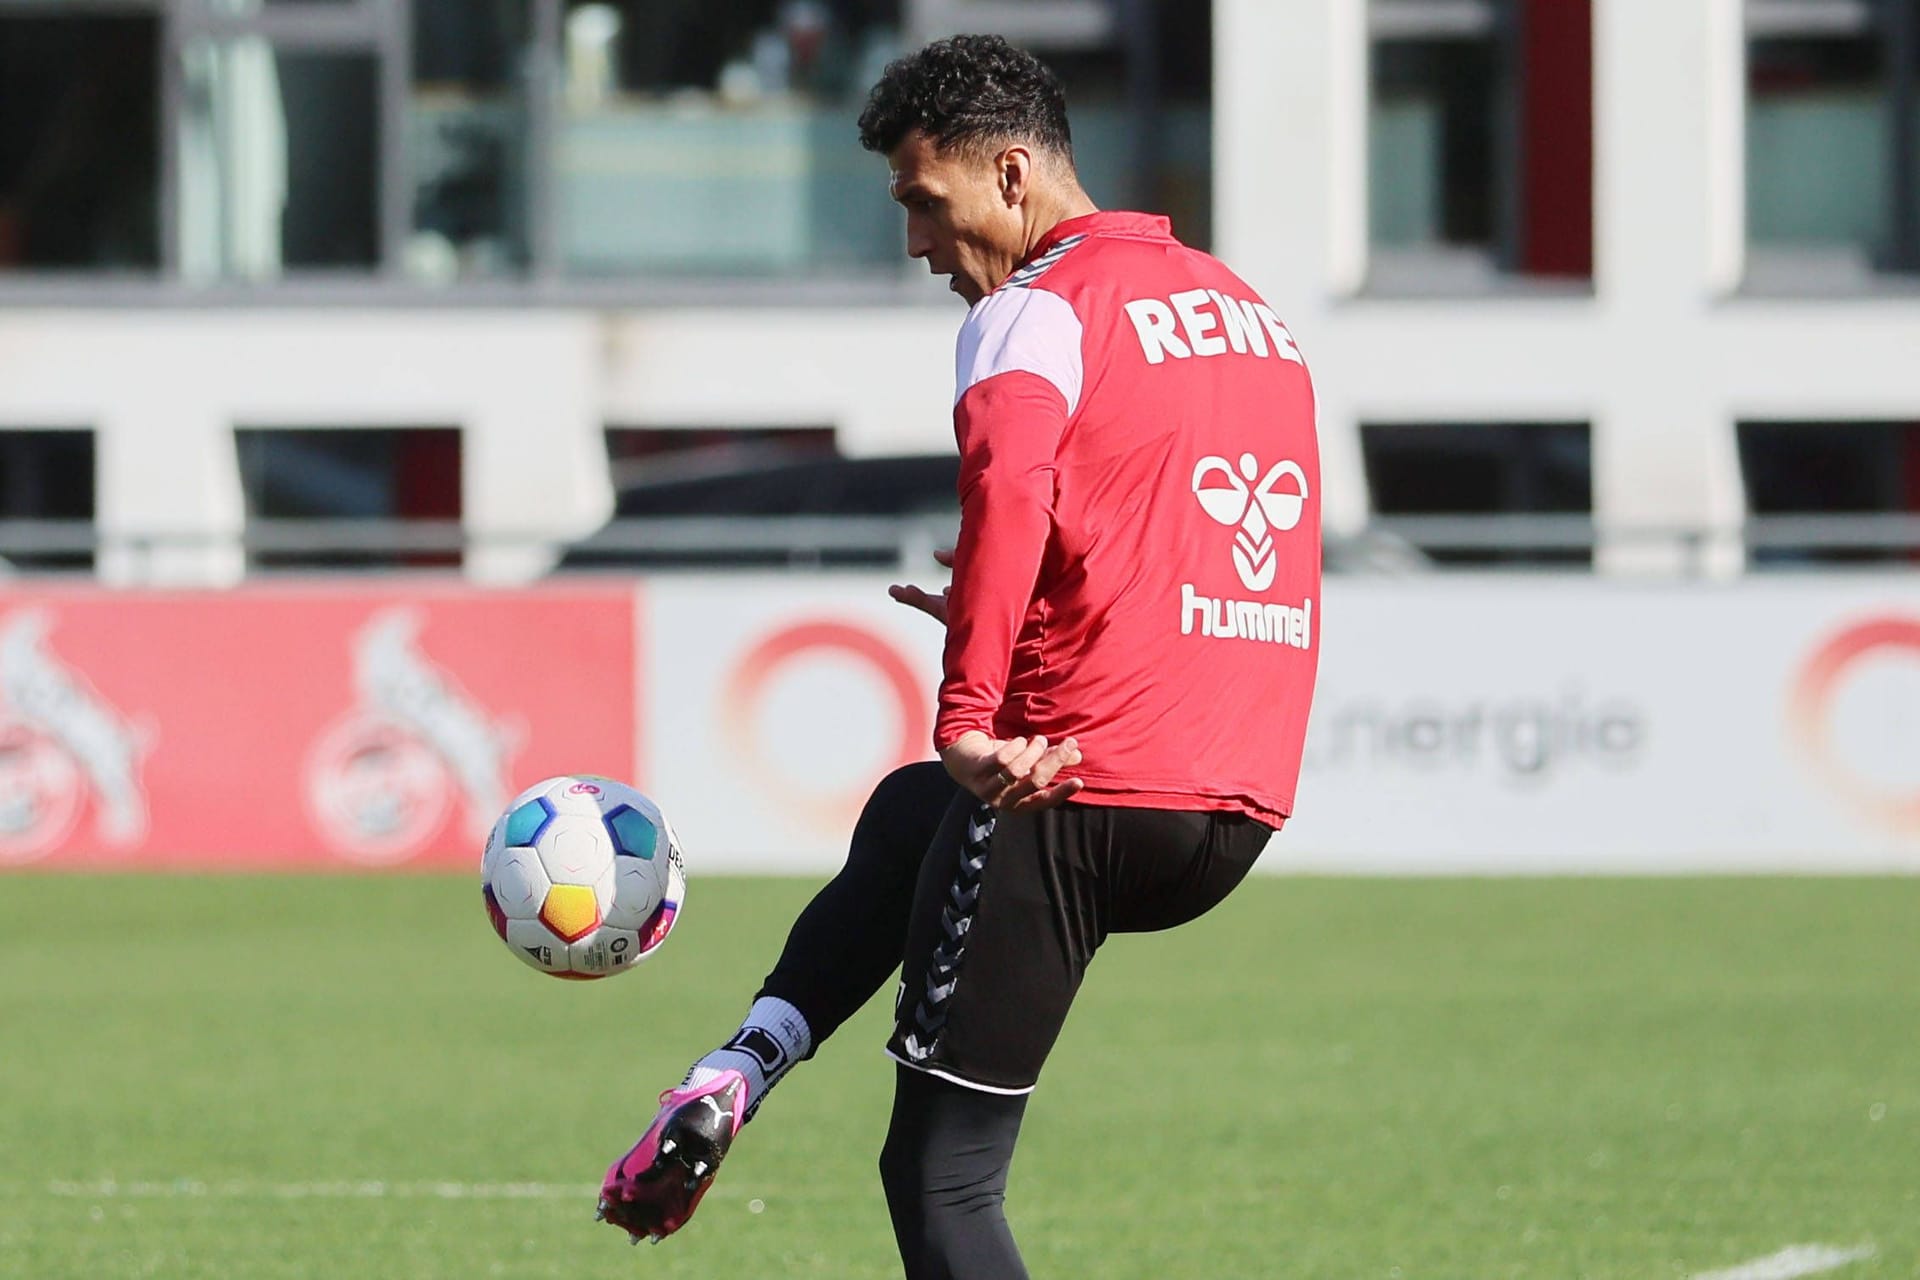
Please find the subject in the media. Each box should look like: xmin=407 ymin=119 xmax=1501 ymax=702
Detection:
xmin=878 ymin=1064 xmax=1031 ymax=1280
xmin=755 ymin=761 xmax=961 ymax=1043
xmin=753 ymin=759 xmax=1271 ymax=1278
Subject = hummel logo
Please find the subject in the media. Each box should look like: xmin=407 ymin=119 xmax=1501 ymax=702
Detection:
xmin=1192 ymin=454 xmax=1308 ymax=592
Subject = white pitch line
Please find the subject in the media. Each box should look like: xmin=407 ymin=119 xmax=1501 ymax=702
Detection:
xmin=45 ymin=1179 xmax=598 ymax=1201
xmin=1690 ymin=1244 xmax=1876 ymax=1280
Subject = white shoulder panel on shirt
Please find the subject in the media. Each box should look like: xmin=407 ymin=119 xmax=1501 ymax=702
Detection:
xmin=953 ymin=286 xmax=1085 ymax=416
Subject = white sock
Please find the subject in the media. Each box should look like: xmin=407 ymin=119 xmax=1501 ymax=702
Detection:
xmin=683 ymin=996 xmax=813 ymax=1116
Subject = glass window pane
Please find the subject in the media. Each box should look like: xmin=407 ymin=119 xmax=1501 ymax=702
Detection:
xmin=552 ymin=1 xmax=1207 ymax=278
xmin=1362 ymin=422 xmax=1592 ymax=566
xmin=1748 ymin=32 xmax=1888 ymax=257
xmin=1369 ymin=0 xmax=1593 ymax=285
xmin=198 ymin=0 xmax=360 ymax=9
xmin=180 ymin=43 xmax=380 ymax=279
xmin=0 ymin=14 xmax=160 ymax=272
xmin=558 ymin=425 xmax=957 ymax=570
xmin=409 ymin=0 xmax=532 ymax=280
xmin=556 ymin=0 xmax=905 ymax=278
xmin=1371 ymin=36 xmax=1499 ymax=250
xmin=1738 ymin=419 xmax=1920 ymax=564
xmin=236 ymin=427 xmax=461 ymax=570
xmin=0 ymin=430 xmax=95 ymax=572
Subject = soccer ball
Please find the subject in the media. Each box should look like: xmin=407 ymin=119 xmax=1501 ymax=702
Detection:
xmin=480 ymin=775 xmax=685 ymax=980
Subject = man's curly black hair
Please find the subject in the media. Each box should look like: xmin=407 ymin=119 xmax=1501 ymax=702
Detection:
xmin=857 ymin=34 xmax=1073 ymax=161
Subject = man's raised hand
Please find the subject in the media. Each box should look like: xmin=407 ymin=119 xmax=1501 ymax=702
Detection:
xmin=888 ymin=546 xmax=955 ymax=625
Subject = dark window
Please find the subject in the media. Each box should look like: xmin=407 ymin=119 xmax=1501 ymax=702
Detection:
xmin=562 ymin=426 xmax=956 ymax=570
xmin=236 ymin=428 xmax=461 ymax=570
xmin=606 ymin=425 xmax=838 ymax=489
xmin=1363 ymin=421 xmax=1592 ymax=565
xmin=1739 ymin=419 xmax=1920 ymax=562
xmin=1370 ymin=0 xmax=1592 ymax=284
xmin=411 ymin=0 xmax=533 ymax=280
xmin=0 ymin=430 xmax=94 ymax=571
xmin=0 ymin=13 xmax=161 ymax=271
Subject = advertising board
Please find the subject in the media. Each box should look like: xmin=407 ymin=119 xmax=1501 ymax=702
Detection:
xmin=645 ymin=576 xmax=1920 ymax=874
xmin=2 ymin=574 xmax=1914 ymax=874
xmin=0 ymin=585 xmax=637 ymax=869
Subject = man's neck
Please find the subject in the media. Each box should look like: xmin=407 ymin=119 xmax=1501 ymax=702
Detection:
xmin=1022 ymin=187 xmax=1100 ymax=259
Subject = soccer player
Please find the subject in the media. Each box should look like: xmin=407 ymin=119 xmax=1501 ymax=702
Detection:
xmin=598 ymin=34 xmax=1321 ymax=1277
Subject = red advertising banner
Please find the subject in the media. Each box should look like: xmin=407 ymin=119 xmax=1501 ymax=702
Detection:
xmin=0 ymin=585 xmax=639 ymax=870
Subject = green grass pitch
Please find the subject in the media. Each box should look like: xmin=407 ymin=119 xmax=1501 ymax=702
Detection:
xmin=1 ymin=874 xmax=1916 ymax=1279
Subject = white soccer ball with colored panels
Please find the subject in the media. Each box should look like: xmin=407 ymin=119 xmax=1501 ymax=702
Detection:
xmin=481 ymin=775 xmax=685 ymax=980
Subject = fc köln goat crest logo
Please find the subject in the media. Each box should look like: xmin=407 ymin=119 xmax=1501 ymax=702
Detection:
xmin=1192 ymin=454 xmax=1310 ymax=592
xmin=304 ymin=608 xmax=520 ymax=864
xmin=0 ymin=609 xmax=151 ymax=863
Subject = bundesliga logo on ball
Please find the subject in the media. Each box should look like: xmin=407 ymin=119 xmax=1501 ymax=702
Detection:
xmin=480 ymin=775 xmax=686 ymax=980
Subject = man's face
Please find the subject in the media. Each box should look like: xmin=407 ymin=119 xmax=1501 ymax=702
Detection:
xmin=887 ymin=130 xmax=1027 ymax=306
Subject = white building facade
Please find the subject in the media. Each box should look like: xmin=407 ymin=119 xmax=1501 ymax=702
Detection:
xmin=0 ymin=0 xmax=1916 ymax=582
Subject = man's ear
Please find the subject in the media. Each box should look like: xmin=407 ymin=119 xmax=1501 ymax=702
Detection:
xmin=998 ymin=146 xmax=1034 ymax=207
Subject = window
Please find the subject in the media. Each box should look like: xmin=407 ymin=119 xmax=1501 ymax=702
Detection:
xmin=181 ymin=45 xmax=382 ymax=278
xmin=1362 ymin=421 xmax=1593 ymax=565
xmin=554 ymin=0 xmax=910 ymax=277
xmin=1738 ymin=419 xmax=1920 ymax=562
xmin=0 ymin=10 xmax=160 ymax=272
xmin=556 ymin=0 xmax=1207 ymax=276
xmin=0 ymin=430 xmax=94 ymax=571
xmin=235 ymin=427 xmax=461 ymax=569
xmin=174 ymin=0 xmax=398 ymax=283
xmin=1 ymin=0 xmax=1202 ymax=292
xmin=605 ymin=425 xmax=840 ymax=492
xmin=1368 ymin=0 xmax=1592 ymax=289
xmin=558 ymin=425 xmax=956 ymax=569
xmin=1746 ymin=0 xmax=1920 ymax=281
xmin=410 ymin=0 xmax=532 ymax=280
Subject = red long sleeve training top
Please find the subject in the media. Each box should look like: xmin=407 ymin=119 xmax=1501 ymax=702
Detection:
xmin=936 ymin=211 xmax=1322 ymax=827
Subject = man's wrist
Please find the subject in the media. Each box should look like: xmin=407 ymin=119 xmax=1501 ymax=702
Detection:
xmin=934 ymin=725 xmax=991 ymax=754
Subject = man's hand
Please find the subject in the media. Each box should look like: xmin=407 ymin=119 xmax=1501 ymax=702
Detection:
xmin=888 ymin=547 xmax=955 ymax=625
xmin=940 ymin=729 xmax=1084 ymax=813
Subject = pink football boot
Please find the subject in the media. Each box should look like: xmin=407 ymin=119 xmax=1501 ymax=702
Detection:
xmin=597 ymin=1070 xmax=747 ymax=1244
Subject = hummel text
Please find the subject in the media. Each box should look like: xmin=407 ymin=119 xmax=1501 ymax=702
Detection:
xmin=1180 ymin=584 xmax=1313 ymax=649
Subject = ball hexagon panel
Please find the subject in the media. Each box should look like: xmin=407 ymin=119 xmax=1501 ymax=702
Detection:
xmin=503 ymin=917 xmax=573 ymax=975
xmin=635 ymin=850 xmax=686 ymax=958
xmin=572 ymin=926 xmax=641 ymax=977
xmin=605 ymin=857 xmax=666 ymax=931
xmin=539 ymin=882 xmax=601 ymax=943
xmin=637 ymin=898 xmax=679 ymax=959
xmin=501 ymin=796 xmax=555 ymax=848
xmin=484 ymin=844 xmax=552 ymax=921
xmin=482 ymin=885 xmax=510 ymax=941
xmin=537 ymin=814 xmax=612 ymax=884
xmin=605 ymin=804 xmax=659 ymax=861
